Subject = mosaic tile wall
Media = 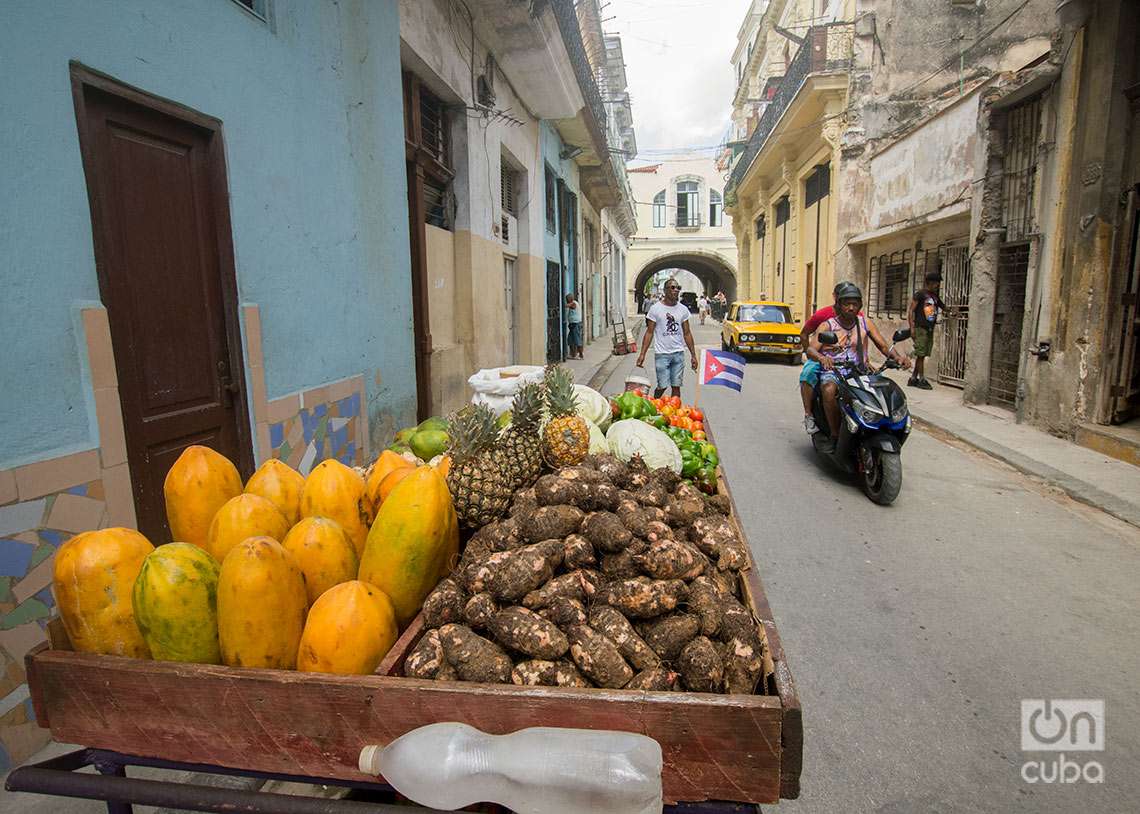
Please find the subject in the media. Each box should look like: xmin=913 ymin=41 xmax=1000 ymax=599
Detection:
xmin=270 ymin=390 xmax=364 ymax=474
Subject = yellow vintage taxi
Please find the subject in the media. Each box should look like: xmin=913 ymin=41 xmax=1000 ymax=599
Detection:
xmin=720 ymin=300 xmax=802 ymax=363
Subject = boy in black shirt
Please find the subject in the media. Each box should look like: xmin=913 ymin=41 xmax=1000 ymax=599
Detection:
xmin=907 ymin=268 xmax=947 ymax=389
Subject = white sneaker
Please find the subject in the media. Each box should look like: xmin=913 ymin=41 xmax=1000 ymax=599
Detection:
xmin=803 ymin=415 xmax=819 ymax=434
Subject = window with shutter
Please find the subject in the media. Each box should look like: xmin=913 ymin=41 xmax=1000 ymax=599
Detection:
xmin=652 ymin=190 xmax=666 ymax=228
xmin=501 ymin=164 xmax=518 ymax=217
xmin=775 ymin=196 xmax=790 ymax=227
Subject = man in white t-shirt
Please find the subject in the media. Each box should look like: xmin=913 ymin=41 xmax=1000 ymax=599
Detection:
xmin=635 ymin=278 xmax=698 ymax=398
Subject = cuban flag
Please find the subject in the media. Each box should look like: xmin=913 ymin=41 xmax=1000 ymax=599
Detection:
xmin=701 ymin=349 xmax=746 ymax=392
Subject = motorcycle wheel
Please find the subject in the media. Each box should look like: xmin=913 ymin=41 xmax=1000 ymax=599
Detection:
xmin=860 ymin=445 xmax=902 ymax=505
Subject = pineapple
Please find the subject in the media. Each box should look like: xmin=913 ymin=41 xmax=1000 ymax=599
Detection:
xmin=541 ymin=366 xmax=590 ymax=468
xmin=499 ymin=382 xmax=545 ymax=489
xmin=445 ymin=405 xmax=513 ymax=529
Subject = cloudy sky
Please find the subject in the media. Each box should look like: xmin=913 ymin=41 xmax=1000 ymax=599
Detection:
xmin=606 ymin=0 xmax=754 ymax=159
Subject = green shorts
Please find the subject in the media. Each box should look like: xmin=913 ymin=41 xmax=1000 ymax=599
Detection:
xmin=914 ymin=326 xmax=934 ymax=357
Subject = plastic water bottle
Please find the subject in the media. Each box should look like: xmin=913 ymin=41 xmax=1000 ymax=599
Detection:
xmin=359 ymin=723 xmax=663 ymax=814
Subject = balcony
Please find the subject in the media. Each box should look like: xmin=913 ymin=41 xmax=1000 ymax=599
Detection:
xmin=726 ymin=23 xmax=854 ymax=196
xmin=675 ymin=213 xmax=702 ymax=230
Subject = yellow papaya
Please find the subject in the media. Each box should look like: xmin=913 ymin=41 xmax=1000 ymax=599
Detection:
xmin=296 ymin=580 xmax=398 ymax=675
xmin=205 ymin=493 xmax=290 ymax=563
xmin=216 ymin=537 xmax=308 ymax=669
xmin=53 ymin=527 xmax=154 ymax=658
xmin=244 ymin=459 xmax=304 ymax=526
xmin=300 ymin=460 xmax=371 ymax=558
xmin=364 ymin=450 xmax=414 ymax=515
xmin=280 ymin=517 xmax=359 ymax=605
xmin=132 ymin=543 xmax=221 ymax=663
xmin=358 ymin=466 xmax=458 ymax=628
xmin=164 ymin=445 xmax=243 ymax=548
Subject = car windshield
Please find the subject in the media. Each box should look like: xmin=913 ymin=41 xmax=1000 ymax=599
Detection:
xmin=736 ymin=305 xmax=791 ymax=323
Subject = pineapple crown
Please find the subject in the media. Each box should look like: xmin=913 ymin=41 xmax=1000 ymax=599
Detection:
xmin=447 ymin=404 xmax=499 ymax=463
xmin=543 ymin=365 xmax=580 ymax=419
xmin=510 ymin=382 xmax=545 ymax=431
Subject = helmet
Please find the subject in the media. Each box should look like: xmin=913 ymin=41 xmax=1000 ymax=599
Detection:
xmin=834 ymin=281 xmax=863 ymax=302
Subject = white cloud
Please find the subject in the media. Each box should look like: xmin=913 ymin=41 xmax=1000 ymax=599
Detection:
xmin=608 ymin=0 xmax=753 ymax=156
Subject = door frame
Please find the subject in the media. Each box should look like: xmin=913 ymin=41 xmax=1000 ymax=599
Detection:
xmin=69 ymin=63 xmax=255 ymax=480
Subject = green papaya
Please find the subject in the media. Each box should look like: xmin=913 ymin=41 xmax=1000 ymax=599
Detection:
xmin=409 ymin=429 xmax=449 ymax=461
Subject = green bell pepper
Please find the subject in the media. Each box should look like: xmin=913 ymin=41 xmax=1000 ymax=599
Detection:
xmin=680 ymin=450 xmax=701 ymax=478
xmin=696 ymin=464 xmax=719 ymax=494
xmin=698 ymin=443 xmax=719 ymax=466
xmin=615 ymin=392 xmax=656 ymax=421
xmin=641 ymin=414 xmax=668 ymax=430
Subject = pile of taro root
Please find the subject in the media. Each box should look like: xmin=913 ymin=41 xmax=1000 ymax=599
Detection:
xmin=405 ymin=454 xmax=768 ymax=694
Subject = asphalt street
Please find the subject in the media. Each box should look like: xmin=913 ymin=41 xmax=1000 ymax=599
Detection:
xmin=601 ymin=320 xmax=1140 ymax=813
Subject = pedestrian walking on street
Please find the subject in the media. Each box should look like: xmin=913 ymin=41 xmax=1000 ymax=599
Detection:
xmin=698 ymin=294 xmax=710 ymax=325
xmin=636 ymin=278 xmax=698 ymax=398
xmin=907 ymin=267 xmax=947 ymax=389
xmin=565 ymin=292 xmax=584 ymax=360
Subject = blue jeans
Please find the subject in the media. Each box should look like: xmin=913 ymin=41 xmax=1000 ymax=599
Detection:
xmin=654 ymin=351 xmax=685 ymax=388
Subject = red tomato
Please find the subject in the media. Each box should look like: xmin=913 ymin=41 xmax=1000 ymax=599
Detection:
xmin=692 ymin=421 xmax=704 ymax=432
xmin=675 ymin=407 xmax=690 ymax=419
xmin=668 ymin=396 xmax=682 ymax=408
xmin=692 ymin=430 xmax=707 ymax=441
xmin=689 ymin=408 xmax=704 ymax=422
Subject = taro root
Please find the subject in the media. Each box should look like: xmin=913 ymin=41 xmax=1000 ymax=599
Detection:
xmin=478 ymin=517 xmax=524 ymax=552
xmin=686 ymin=576 xmax=727 ymax=637
xmin=720 ymin=636 xmax=764 ymax=695
xmin=706 ymin=568 xmax=740 ymax=600
xmin=616 ymin=501 xmax=652 ymax=537
xmin=649 ymin=467 xmax=681 ymax=492
xmin=664 ymin=497 xmax=704 ymax=528
xmin=625 ymin=457 xmax=651 ymax=489
xmin=463 ymin=592 xmax=498 ymax=630
xmin=715 ymin=540 xmax=750 ymax=572
xmin=638 ymin=612 xmax=701 ymax=661
xmin=584 ymin=482 xmax=621 ymax=512
xmin=404 ymin=629 xmax=446 ymax=678
xmin=634 ymin=484 xmax=670 ymax=509
xmin=718 ymin=597 xmax=759 ymax=642
xmin=581 ymin=511 xmax=633 ymax=554
xmin=600 ymin=546 xmax=646 ymax=580
xmin=458 ymin=538 xmax=492 ymax=572
xmin=558 ymin=466 xmax=606 ymax=485
xmin=588 ymin=606 xmax=660 ymax=671
xmin=522 ymin=570 xmax=592 ymax=609
xmin=678 ymin=635 xmax=724 ymax=693
xmin=644 ymin=520 xmax=674 ymax=542
xmin=626 ymin=667 xmax=680 ymax=691
xmin=705 ymin=494 xmax=732 ymax=515
xmin=566 ymin=624 xmax=634 ymax=689
xmin=593 ymin=455 xmax=629 ymax=486
xmin=510 ymin=489 xmax=538 ymax=519
xmin=421 ymin=577 xmax=468 ymax=629
xmin=535 ymin=474 xmax=590 ymax=508
xmin=598 ymin=577 xmax=686 ymax=619
xmin=540 ymin=596 xmax=588 ymax=628
xmin=673 ymin=482 xmax=705 ymax=503
xmin=488 ymin=607 xmax=570 ymax=660
xmin=521 ymin=506 xmax=586 ymax=543
xmin=633 ymin=539 xmax=706 ymax=581
xmin=511 ymin=659 xmax=590 ymax=687
xmin=562 ymin=534 xmax=597 ymax=570
xmin=438 ymin=624 xmax=512 ymax=683
xmin=479 ymin=540 xmax=564 ymax=601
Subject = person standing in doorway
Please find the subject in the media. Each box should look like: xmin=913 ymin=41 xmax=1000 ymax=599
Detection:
xmin=907 ymin=267 xmax=947 ymax=389
xmin=565 ymin=292 xmax=584 ymax=360
xmin=636 ymin=279 xmax=698 ymax=398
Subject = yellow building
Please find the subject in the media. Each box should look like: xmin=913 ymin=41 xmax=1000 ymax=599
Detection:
xmin=724 ymin=0 xmax=853 ymax=320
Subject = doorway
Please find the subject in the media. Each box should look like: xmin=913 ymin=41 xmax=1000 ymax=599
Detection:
xmin=546 ymin=261 xmax=564 ymax=363
xmin=936 ymin=241 xmax=971 ymax=387
xmin=72 ymin=66 xmax=252 ymax=542
xmin=988 ymin=243 xmax=1030 ymax=408
xmin=803 ymin=263 xmax=814 ymax=322
xmin=504 ymin=256 xmax=519 ymax=365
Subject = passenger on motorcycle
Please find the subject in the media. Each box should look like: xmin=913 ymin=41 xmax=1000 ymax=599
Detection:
xmin=806 ymin=282 xmax=910 ymax=452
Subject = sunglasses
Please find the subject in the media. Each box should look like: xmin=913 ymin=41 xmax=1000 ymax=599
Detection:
xmin=665 ymin=285 xmax=681 ymax=290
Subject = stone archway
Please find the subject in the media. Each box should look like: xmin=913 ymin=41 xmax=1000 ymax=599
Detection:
xmin=632 ymin=249 xmax=738 ymax=313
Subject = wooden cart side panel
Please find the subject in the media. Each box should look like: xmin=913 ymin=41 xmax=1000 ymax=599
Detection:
xmin=706 ymin=418 xmax=804 ymax=800
xmin=29 ymin=650 xmax=784 ymax=805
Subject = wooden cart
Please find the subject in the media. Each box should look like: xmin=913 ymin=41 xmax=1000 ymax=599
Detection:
xmin=22 ymin=423 xmax=802 ymax=808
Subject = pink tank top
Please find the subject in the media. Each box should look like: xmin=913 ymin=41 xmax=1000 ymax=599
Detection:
xmin=822 ymin=315 xmax=868 ymax=368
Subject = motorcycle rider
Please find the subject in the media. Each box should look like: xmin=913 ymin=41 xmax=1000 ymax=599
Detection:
xmin=806 ymin=282 xmax=910 ymax=452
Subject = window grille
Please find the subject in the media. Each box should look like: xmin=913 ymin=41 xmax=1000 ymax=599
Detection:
xmin=545 ymin=165 xmax=557 ymax=233
xmin=868 ymin=249 xmax=912 ymax=315
xmin=424 ymin=178 xmax=449 ymax=230
xmin=419 ymin=88 xmax=449 ymax=169
xmin=1001 ymin=96 xmax=1042 ymax=243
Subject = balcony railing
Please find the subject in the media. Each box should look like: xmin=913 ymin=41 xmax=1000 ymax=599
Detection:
xmin=726 ymin=23 xmax=853 ymax=196
xmin=551 ymin=0 xmax=608 ymax=141
xmin=675 ymin=214 xmax=702 ymax=228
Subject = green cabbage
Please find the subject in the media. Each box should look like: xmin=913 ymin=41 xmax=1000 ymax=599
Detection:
xmin=587 ymin=420 xmax=609 ymax=454
xmin=605 ymin=419 xmax=682 ymax=474
xmin=573 ymin=385 xmax=612 ymax=432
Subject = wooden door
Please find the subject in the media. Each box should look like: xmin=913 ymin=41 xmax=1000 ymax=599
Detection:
xmin=72 ymin=67 xmax=252 ymax=542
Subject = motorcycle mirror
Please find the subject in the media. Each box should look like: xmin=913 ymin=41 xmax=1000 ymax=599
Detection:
xmin=818 ymin=331 xmax=838 ymax=345
xmin=892 ymin=328 xmax=912 ymax=342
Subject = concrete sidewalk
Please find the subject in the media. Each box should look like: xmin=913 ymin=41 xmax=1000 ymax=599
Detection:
xmin=885 ymin=372 xmax=1140 ymax=529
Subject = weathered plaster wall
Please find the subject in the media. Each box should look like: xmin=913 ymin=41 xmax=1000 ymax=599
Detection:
xmin=1 ymin=0 xmax=415 ymax=471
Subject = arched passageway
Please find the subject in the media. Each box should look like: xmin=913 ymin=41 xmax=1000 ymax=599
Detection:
xmin=632 ymin=251 xmax=738 ymax=313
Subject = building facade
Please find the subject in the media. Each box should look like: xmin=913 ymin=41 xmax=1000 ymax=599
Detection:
xmin=628 ymin=158 xmax=738 ymax=312
xmin=0 ymin=0 xmax=412 ymax=766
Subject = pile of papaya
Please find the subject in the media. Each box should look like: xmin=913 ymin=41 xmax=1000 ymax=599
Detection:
xmin=51 ymin=444 xmax=458 ymax=676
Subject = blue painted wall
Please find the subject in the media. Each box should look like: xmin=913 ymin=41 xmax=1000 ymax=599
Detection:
xmin=0 ymin=0 xmax=414 ymax=469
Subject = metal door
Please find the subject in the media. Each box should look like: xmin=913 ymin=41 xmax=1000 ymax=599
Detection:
xmin=1109 ymin=188 xmax=1140 ymax=421
xmin=988 ymin=243 xmax=1030 ymax=407
xmin=936 ymin=242 xmax=971 ymax=387
xmin=546 ymin=261 xmax=564 ymax=363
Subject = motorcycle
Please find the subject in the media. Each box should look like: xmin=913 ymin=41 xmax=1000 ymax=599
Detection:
xmin=810 ymin=328 xmax=913 ymax=505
